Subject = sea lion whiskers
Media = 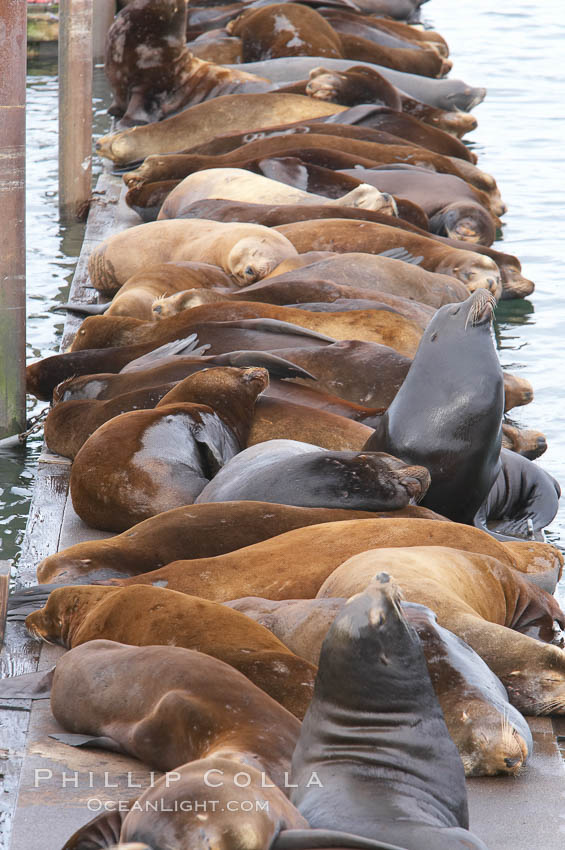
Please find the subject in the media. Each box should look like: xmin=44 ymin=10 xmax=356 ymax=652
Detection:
xmin=464 ymin=290 xmax=496 ymax=330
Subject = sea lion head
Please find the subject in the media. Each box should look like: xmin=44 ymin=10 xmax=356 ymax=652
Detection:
xmin=437 ymin=251 xmax=502 ymax=298
xmin=25 ymin=586 xmax=115 ymax=647
xmin=227 ymin=235 xmax=297 ymax=285
xmin=456 ymin=698 xmax=530 ymax=777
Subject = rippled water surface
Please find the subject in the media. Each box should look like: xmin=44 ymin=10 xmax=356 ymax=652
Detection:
xmin=1 ymin=4 xmax=564 ymax=599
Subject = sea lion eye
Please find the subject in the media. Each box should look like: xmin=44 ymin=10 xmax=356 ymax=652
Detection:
xmin=245 ymin=266 xmax=255 ymax=276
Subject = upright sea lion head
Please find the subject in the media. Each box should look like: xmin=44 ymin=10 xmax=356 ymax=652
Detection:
xmin=420 ymin=288 xmax=498 ymax=352
xmin=227 ymin=235 xmax=298 ymax=285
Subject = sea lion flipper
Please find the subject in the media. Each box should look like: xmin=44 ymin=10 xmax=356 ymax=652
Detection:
xmin=51 ymin=302 xmax=111 ymax=316
xmin=0 ymin=667 xmax=55 ymax=700
xmin=8 ymin=584 xmax=61 ymax=620
xmin=377 ymin=247 xmax=424 ymax=266
xmin=120 ymin=334 xmax=209 ymax=373
xmin=219 ymin=350 xmax=317 ymax=381
xmin=49 ymin=733 xmax=127 ymax=754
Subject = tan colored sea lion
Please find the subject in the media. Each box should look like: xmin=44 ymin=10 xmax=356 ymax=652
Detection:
xmin=50 ymin=641 xmax=301 ymax=784
xmin=34 ymin=503 xmax=442 ymax=585
xmin=70 ymin=367 xmax=268 ymax=531
xmin=96 ymin=518 xmax=560 ymax=601
xmin=87 ymin=219 xmax=299 ymax=295
xmin=317 ymin=546 xmax=565 ymax=714
xmin=26 ymin=585 xmax=317 ymax=718
xmin=226 ymin=595 xmax=532 ymax=777
xmin=275 ymin=219 xmax=502 ymax=296
xmin=96 ymin=92 xmax=347 ymax=165
xmin=69 ymin=301 xmax=424 ymax=359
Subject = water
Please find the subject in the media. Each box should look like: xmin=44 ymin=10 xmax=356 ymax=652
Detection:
xmin=0 ymin=62 xmax=111 ymax=566
xmin=1 ymin=4 xmax=564 ymax=592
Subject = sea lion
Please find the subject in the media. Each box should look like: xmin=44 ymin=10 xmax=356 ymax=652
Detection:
xmin=151 ymin=275 xmax=435 ymax=329
xmin=105 ymin=0 xmax=270 ymax=127
xmin=26 ymin=585 xmax=317 ymax=718
xmin=55 ymin=262 xmax=236 ymax=320
xmin=275 ymin=220 xmax=502 ymax=296
xmin=227 ymin=4 xmax=450 ymax=76
xmin=95 ymin=517 xmax=554 ymax=601
xmin=88 ymin=219 xmax=299 ymax=295
xmin=290 ymin=577 xmax=488 ymax=850
xmin=63 ymin=756 xmax=308 ymax=850
xmin=317 ymin=547 xmax=565 ymax=715
xmin=143 ymin=166 xmax=393 ymax=213
xmin=338 ymin=166 xmax=498 ymax=245
xmin=227 ymin=57 xmax=486 ymax=112
xmin=227 ymin=593 xmax=532 ymax=776
xmin=33 ymin=503 xmax=443 ymax=585
xmin=70 ymin=366 xmax=268 ymax=531
xmin=363 ymin=291 xmax=503 ymax=524
xmin=26 ymin=319 xmax=337 ymax=401
xmin=502 ymin=422 xmax=547 ymax=459
xmin=195 ymin=439 xmax=431 ymax=510
xmin=69 ymin=301 xmax=423 ymax=359
xmin=96 ymin=92 xmax=347 ymax=165
xmin=130 ymin=135 xmax=472 ymax=192
xmin=49 ymin=640 xmax=301 ymax=783
xmin=474 ymin=448 xmax=560 ymax=541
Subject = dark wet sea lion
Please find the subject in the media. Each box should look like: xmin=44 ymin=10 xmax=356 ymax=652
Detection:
xmin=70 ymin=367 xmax=268 ymax=531
xmin=34 ymin=502 xmax=443 ymax=585
xmin=502 ymin=422 xmax=547 ymax=460
xmin=474 ymin=448 xmax=560 ymax=541
xmin=195 ymin=439 xmax=431 ymax=510
xmin=49 ymin=640 xmax=301 ymax=783
xmin=26 ymin=585 xmax=317 ymax=718
xmin=291 ymin=577 xmax=488 ymax=850
xmin=275 ymin=219 xmax=502 ymax=296
xmin=94 ymin=516 xmax=557 ymax=602
xmin=69 ymin=301 xmax=423 ymax=359
xmin=364 ymin=291 xmax=503 ymax=524
xmin=88 ymin=218 xmax=299 ymax=295
xmin=228 ymin=594 xmax=531 ymax=776
xmin=96 ymin=92 xmax=346 ymax=165
xmin=318 ymin=547 xmax=565 ymax=715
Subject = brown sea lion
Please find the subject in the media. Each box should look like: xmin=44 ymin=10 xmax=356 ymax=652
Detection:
xmin=56 ymin=262 xmax=236 ymax=321
xmin=63 ymin=756 xmax=308 ymax=850
xmin=96 ymin=92 xmax=347 ymax=165
xmin=319 ymin=10 xmax=449 ymax=55
xmin=290 ymin=578 xmax=488 ymax=850
xmin=130 ymin=133 xmax=473 ymax=192
xmin=317 ymin=547 xmax=565 ymax=715
xmin=105 ymin=0 xmax=270 ymax=127
xmin=88 ymin=219 xmax=299 ymax=295
xmin=34 ymin=502 xmax=443 ymax=585
xmin=502 ymin=422 xmax=547 ymax=459
xmin=96 ymin=517 xmax=557 ymax=601
xmin=49 ymin=641 xmax=302 ymax=783
xmin=274 ymin=219 xmax=502 ymax=296
xmin=26 ymin=585 xmax=317 ymax=718
xmin=150 ymin=275 xmax=436 ymax=329
xmin=70 ymin=367 xmax=268 ymax=531
xmin=232 ymin=594 xmax=531 ymax=777
xmin=227 ymin=4 xmax=451 ymax=76
xmin=69 ymin=301 xmax=424 ymax=359
xmin=187 ymin=29 xmax=244 ymax=64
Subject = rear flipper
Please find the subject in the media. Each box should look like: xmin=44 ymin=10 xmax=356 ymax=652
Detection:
xmin=0 ymin=667 xmax=54 ymax=700
xmin=49 ymin=733 xmax=126 ymax=754
xmin=52 ymin=301 xmax=111 ymax=316
xmin=8 ymin=584 xmax=61 ymax=620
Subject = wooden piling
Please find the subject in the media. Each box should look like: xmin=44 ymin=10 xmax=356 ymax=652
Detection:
xmin=0 ymin=0 xmax=27 ymax=441
xmin=92 ymin=0 xmax=116 ymax=64
xmin=58 ymin=0 xmax=93 ymax=221
xmin=0 ymin=562 xmax=9 ymax=649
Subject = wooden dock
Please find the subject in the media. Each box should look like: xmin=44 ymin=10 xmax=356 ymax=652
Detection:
xmin=1 ymin=175 xmax=565 ymax=849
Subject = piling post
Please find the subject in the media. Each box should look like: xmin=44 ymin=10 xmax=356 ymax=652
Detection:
xmin=0 ymin=0 xmax=27 ymax=441
xmin=92 ymin=0 xmax=116 ymax=64
xmin=58 ymin=0 xmax=93 ymax=221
